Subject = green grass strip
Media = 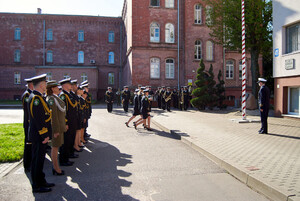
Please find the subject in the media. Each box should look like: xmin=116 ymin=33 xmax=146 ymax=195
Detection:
xmin=0 ymin=123 xmax=24 ymax=163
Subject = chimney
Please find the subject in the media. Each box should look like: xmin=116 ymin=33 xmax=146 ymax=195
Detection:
xmin=37 ymin=8 xmax=42 ymax=14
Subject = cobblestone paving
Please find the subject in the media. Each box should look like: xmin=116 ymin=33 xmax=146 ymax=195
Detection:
xmin=153 ymin=109 xmax=300 ymax=200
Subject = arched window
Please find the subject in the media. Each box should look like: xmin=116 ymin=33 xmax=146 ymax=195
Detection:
xmin=150 ymin=58 xmax=160 ymax=78
xmin=165 ymin=0 xmax=174 ymax=8
xmin=165 ymin=59 xmax=175 ymax=79
xmin=226 ymin=60 xmax=234 ymax=79
xmin=194 ymin=40 xmax=202 ymax=60
xmin=165 ymin=23 xmax=175 ymax=43
xmin=78 ymin=51 xmax=84 ymax=63
xmin=206 ymin=41 xmax=213 ymax=61
xmin=47 ymin=50 xmax=53 ymax=63
xmin=205 ymin=5 xmax=213 ymax=25
xmin=47 ymin=29 xmax=53 ymax=41
xmin=150 ymin=22 xmax=160 ymax=42
xmin=109 ymin=31 xmax=114 ymax=43
xmin=14 ymin=50 xmax=21 ymax=62
xmin=109 ymin=52 xmax=115 ymax=64
xmin=194 ymin=4 xmax=202 ymax=24
xmin=81 ymin=72 xmax=88 ymax=83
xmin=14 ymin=28 xmax=21 ymax=40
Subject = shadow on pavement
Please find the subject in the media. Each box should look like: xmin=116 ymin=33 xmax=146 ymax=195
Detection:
xmin=265 ymin=133 xmax=300 ymax=140
xmin=29 ymin=138 xmax=137 ymax=201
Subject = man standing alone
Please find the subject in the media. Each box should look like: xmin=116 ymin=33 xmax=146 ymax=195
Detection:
xmin=258 ymin=78 xmax=270 ymax=134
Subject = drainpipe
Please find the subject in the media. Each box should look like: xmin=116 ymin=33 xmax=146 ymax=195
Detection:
xmin=43 ymin=20 xmax=46 ymax=66
xmin=177 ymin=0 xmax=180 ymax=89
xmin=119 ymin=23 xmax=123 ymax=89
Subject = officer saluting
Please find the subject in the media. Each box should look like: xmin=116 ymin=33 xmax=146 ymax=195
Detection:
xmin=258 ymin=78 xmax=270 ymax=134
xmin=121 ymin=86 xmax=130 ymax=113
xmin=28 ymin=74 xmax=54 ymax=193
xmin=21 ymin=77 xmax=34 ymax=172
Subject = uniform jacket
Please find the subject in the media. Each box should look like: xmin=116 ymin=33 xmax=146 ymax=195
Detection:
xmin=121 ymin=90 xmax=131 ymax=102
xmin=47 ymin=95 xmax=67 ymax=134
xmin=21 ymin=88 xmax=32 ymax=129
xmin=258 ymin=85 xmax=270 ymax=110
xmin=85 ymin=93 xmax=92 ymax=118
xmin=28 ymin=90 xmax=52 ymax=142
xmin=133 ymin=94 xmax=139 ymax=112
xmin=105 ymin=91 xmax=114 ymax=103
xmin=141 ymin=95 xmax=150 ymax=114
xmin=60 ymin=90 xmax=77 ymax=126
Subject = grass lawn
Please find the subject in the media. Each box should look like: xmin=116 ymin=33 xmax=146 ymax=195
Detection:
xmin=0 ymin=123 xmax=24 ymax=163
xmin=0 ymin=100 xmax=22 ymax=105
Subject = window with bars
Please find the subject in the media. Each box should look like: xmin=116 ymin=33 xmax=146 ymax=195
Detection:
xmin=109 ymin=31 xmax=115 ymax=43
xmin=78 ymin=30 xmax=84 ymax=41
xmin=47 ymin=29 xmax=53 ymax=41
xmin=165 ymin=59 xmax=175 ymax=79
xmin=14 ymin=28 xmax=21 ymax=40
xmin=47 ymin=50 xmax=53 ymax=63
xmin=108 ymin=52 xmax=115 ymax=64
xmin=14 ymin=50 xmax=21 ymax=62
xmin=108 ymin=72 xmax=114 ymax=85
xmin=194 ymin=40 xmax=202 ymax=60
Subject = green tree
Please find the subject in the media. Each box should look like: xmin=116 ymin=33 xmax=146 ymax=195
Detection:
xmin=207 ymin=64 xmax=217 ymax=109
xmin=216 ymin=70 xmax=226 ymax=109
xmin=191 ymin=59 xmax=209 ymax=110
xmin=204 ymin=0 xmax=272 ymax=97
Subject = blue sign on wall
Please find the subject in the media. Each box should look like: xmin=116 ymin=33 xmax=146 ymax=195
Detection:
xmin=274 ymin=48 xmax=279 ymax=57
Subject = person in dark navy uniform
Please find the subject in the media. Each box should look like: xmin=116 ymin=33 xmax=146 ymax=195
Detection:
xmin=258 ymin=78 xmax=270 ymax=134
xmin=135 ymin=89 xmax=152 ymax=131
xmin=165 ymin=87 xmax=173 ymax=112
xmin=125 ymin=89 xmax=141 ymax=127
xmin=105 ymin=87 xmax=114 ymax=113
xmin=28 ymin=74 xmax=54 ymax=193
xmin=183 ymin=86 xmax=189 ymax=110
xmin=21 ymin=77 xmax=34 ymax=172
xmin=70 ymin=80 xmax=81 ymax=155
xmin=161 ymin=86 xmax=166 ymax=110
xmin=155 ymin=87 xmax=162 ymax=109
xmin=121 ymin=86 xmax=131 ymax=113
xmin=172 ymin=87 xmax=179 ymax=109
xmin=81 ymin=81 xmax=92 ymax=140
xmin=59 ymin=78 xmax=78 ymax=166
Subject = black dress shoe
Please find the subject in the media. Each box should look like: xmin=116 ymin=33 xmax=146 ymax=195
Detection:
xmin=79 ymin=145 xmax=85 ymax=148
xmin=52 ymin=168 xmax=65 ymax=176
xmin=32 ymin=187 xmax=52 ymax=193
xmin=125 ymin=122 xmax=129 ymax=127
xmin=42 ymin=182 xmax=55 ymax=188
xmin=86 ymin=133 xmax=91 ymax=137
xmin=60 ymin=161 xmax=74 ymax=166
xmin=69 ymin=154 xmax=79 ymax=158
xmin=74 ymin=148 xmax=83 ymax=152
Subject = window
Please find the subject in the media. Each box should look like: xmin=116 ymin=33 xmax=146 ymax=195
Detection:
xmin=150 ymin=0 xmax=159 ymax=7
xmin=78 ymin=51 xmax=84 ymax=63
xmin=108 ymin=31 xmax=115 ymax=43
xmin=46 ymin=73 xmax=52 ymax=81
xmin=108 ymin=72 xmax=115 ymax=85
xmin=226 ymin=60 xmax=234 ymax=79
xmin=165 ymin=0 xmax=174 ymax=8
xmin=206 ymin=41 xmax=213 ymax=61
xmin=14 ymin=50 xmax=21 ymax=62
xmin=205 ymin=5 xmax=213 ymax=25
xmin=194 ymin=4 xmax=202 ymax=24
xmin=46 ymin=50 xmax=53 ymax=63
xmin=47 ymin=29 xmax=53 ymax=41
xmin=194 ymin=40 xmax=202 ymax=60
xmin=81 ymin=73 xmax=88 ymax=83
xmin=165 ymin=59 xmax=175 ymax=79
xmin=108 ymin=52 xmax=115 ymax=64
xmin=150 ymin=58 xmax=160 ymax=79
xmin=78 ymin=30 xmax=84 ymax=42
xmin=165 ymin=23 xmax=175 ymax=43
xmin=150 ymin=22 xmax=160 ymax=42
xmin=239 ymin=60 xmax=246 ymax=79
xmin=286 ymin=24 xmax=300 ymax=53
xmin=63 ymin=74 xmax=70 ymax=79
xmin=14 ymin=72 xmax=21 ymax=84
xmin=14 ymin=28 xmax=21 ymax=40
xmin=289 ymin=87 xmax=300 ymax=115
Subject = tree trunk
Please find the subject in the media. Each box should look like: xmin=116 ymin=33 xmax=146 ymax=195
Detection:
xmin=250 ymin=47 xmax=260 ymax=98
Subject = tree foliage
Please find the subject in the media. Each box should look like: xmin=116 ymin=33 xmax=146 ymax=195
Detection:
xmin=215 ymin=70 xmax=226 ymax=109
xmin=206 ymin=64 xmax=217 ymax=109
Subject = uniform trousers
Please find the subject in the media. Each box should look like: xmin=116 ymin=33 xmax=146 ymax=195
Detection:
xmin=107 ymin=102 xmax=113 ymax=112
xmin=123 ymin=100 xmax=129 ymax=112
xmin=260 ymin=109 xmax=269 ymax=133
xmin=23 ymin=126 xmax=32 ymax=170
xmin=59 ymin=120 xmax=76 ymax=163
xmin=31 ymin=140 xmax=47 ymax=188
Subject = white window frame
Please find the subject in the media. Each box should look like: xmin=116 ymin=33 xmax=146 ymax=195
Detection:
xmin=14 ymin=72 xmax=21 ymax=85
xmin=165 ymin=23 xmax=175 ymax=43
xmin=78 ymin=51 xmax=84 ymax=64
xmin=14 ymin=50 xmax=21 ymax=62
xmin=14 ymin=28 xmax=21 ymax=40
xmin=150 ymin=22 xmax=160 ymax=43
xmin=194 ymin=40 xmax=202 ymax=60
xmin=165 ymin=58 xmax=175 ymax=79
xmin=78 ymin=30 xmax=84 ymax=42
xmin=194 ymin=4 xmax=202 ymax=24
xmin=150 ymin=0 xmax=160 ymax=7
xmin=108 ymin=72 xmax=115 ymax=85
xmin=47 ymin=29 xmax=53 ymax=41
xmin=108 ymin=52 xmax=115 ymax=64
xmin=288 ymin=87 xmax=300 ymax=115
xmin=63 ymin=73 xmax=70 ymax=79
xmin=150 ymin=58 xmax=160 ymax=79
xmin=46 ymin=72 xmax=52 ymax=81
xmin=206 ymin=41 xmax=213 ymax=61
xmin=81 ymin=73 xmax=88 ymax=83
xmin=165 ymin=0 xmax=174 ymax=8
xmin=286 ymin=23 xmax=300 ymax=54
xmin=47 ymin=50 xmax=53 ymax=63
xmin=226 ymin=60 xmax=234 ymax=79
xmin=109 ymin=31 xmax=115 ymax=43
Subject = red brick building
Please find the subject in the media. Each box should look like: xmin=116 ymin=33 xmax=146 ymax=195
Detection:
xmin=122 ymin=0 xmax=262 ymax=105
xmin=0 ymin=12 xmax=123 ymax=100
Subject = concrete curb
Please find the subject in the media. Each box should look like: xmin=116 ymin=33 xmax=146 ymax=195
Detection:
xmin=152 ymin=119 xmax=296 ymax=201
xmin=0 ymin=160 xmax=23 ymax=178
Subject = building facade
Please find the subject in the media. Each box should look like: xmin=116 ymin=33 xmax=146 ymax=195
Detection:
xmin=0 ymin=12 xmax=123 ymax=100
xmin=273 ymin=0 xmax=300 ymax=117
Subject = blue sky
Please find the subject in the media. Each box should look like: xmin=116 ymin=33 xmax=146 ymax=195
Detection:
xmin=0 ymin=0 xmax=124 ymax=17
